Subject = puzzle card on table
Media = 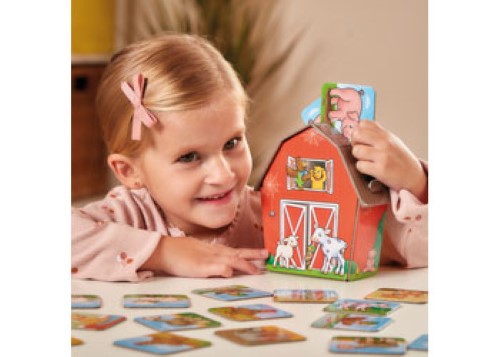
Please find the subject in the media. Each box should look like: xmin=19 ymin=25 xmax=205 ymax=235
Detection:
xmin=71 ymin=312 xmax=126 ymax=331
xmin=324 ymin=298 xmax=400 ymax=316
xmin=365 ymin=288 xmax=428 ymax=304
xmin=114 ymin=332 xmax=211 ymax=355
xmin=123 ymin=294 xmax=190 ymax=308
xmin=208 ymin=303 xmax=292 ymax=321
xmin=312 ymin=313 xmax=392 ymax=332
xmin=192 ymin=285 xmax=272 ymax=301
xmin=134 ymin=312 xmax=221 ymax=332
xmin=408 ymin=334 xmax=428 ymax=351
xmin=71 ymin=337 xmax=83 ymax=346
xmin=215 ymin=325 xmax=306 ymax=346
xmin=273 ymin=288 xmax=338 ymax=303
xmin=329 ymin=336 xmax=406 ymax=355
xmin=71 ymin=294 xmax=102 ymax=309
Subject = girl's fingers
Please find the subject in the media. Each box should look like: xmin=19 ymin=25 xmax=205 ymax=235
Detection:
xmin=214 ymin=246 xmax=268 ymax=261
xmin=352 ymin=144 xmax=377 ymax=162
xmin=232 ymin=248 xmax=269 ymax=260
xmin=200 ymin=246 xmax=268 ymax=277
xmin=203 ymin=263 xmax=234 ymax=278
xmin=355 ymin=160 xmax=377 ymax=178
xmin=225 ymin=255 xmax=262 ymax=275
xmin=203 ymin=257 xmax=261 ymax=277
xmin=351 ymin=121 xmax=384 ymax=146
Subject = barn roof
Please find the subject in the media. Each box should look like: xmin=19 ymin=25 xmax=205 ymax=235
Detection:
xmin=256 ymin=123 xmax=390 ymax=207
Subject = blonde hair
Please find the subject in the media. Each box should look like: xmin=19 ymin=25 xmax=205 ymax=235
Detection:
xmin=96 ymin=33 xmax=248 ymax=157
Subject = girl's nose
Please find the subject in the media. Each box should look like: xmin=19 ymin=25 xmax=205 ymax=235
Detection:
xmin=204 ymin=155 xmax=235 ymax=185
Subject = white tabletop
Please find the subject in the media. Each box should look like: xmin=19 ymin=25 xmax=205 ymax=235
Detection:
xmin=71 ymin=267 xmax=428 ymax=356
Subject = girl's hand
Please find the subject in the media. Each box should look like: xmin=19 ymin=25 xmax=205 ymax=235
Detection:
xmin=141 ymin=236 xmax=269 ymax=278
xmin=350 ymin=120 xmax=427 ymax=203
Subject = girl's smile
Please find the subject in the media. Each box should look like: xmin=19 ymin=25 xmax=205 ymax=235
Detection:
xmin=196 ymin=188 xmax=234 ymax=204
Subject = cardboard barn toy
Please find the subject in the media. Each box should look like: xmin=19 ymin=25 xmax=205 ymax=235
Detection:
xmin=259 ymin=83 xmax=389 ymax=281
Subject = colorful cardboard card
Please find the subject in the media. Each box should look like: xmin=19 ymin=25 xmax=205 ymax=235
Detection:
xmin=215 ymin=325 xmax=306 ymax=346
xmin=273 ymin=288 xmax=338 ymax=303
xmin=192 ymin=285 xmax=272 ymax=301
xmin=365 ymin=288 xmax=428 ymax=304
xmin=320 ymin=83 xmax=375 ymax=139
xmin=123 ymin=294 xmax=190 ymax=308
xmin=408 ymin=334 xmax=428 ymax=351
xmin=301 ymin=83 xmax=375 ymax=136
xmin=71 ymin=337 xmax=83 ymax=346
xmin=261 ymin=82 xmax=388 ymax=282
xmin=312 ymin=313 xmax=392 ymax=332
xmin=114 ymin=332 xmax=211 ymax=355
xmin=208 ymin=303 xmax=292 ymax=321
xmin=71 ymin=294 xmax=102 ymax=309
xmin=329 ymin=336 xmax=406 ymax=355
xmin=324 ymin=298 xmax=400 ymax=316
xmin=71 ymin=312 xmax=126 ymax=331
xmin=134 ymin=312 xmax=221 ymax=332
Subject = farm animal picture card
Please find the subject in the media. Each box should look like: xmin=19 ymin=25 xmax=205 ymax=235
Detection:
xmin=71 ymin=337 xmax=83 ymax=346
xmin=71 ymin=294 xmax=102 ymax=309
xmin=123 ymin=294 xmax=190 ymax=308
xmin=208 ymin=304 xmax=292 ymax=321
xmin=134 ymin=312 xmax=221 ymax=332
xmin=301 ymin=82 xmax=375 ymax=139
xmin=71 ymin=312 xmax=126 ymax=331
xmin=329 ymin=336 xmax=406 ymax=355
xmin=320 ymin=83 xmax=375 ymax=139
xmin=365 ymin=288 xmax=428 ymax=304
xmin=215 ymin=325 xmax=306 ymax=346
xmin=114 ymin=332 xmax=211 ymax=355
xmin=312 ymin=313 xmax=392 ymax=332
xmin=192 ymin=285 xmax=272 ymax=301
xmin=273 ymin=288 xmax=338 ymax=303
xmin=324 ymin=298 xmax=400 ymax=316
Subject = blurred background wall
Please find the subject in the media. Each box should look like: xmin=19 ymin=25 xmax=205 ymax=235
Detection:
xmin=72 ymin=0 xmax=427 ymax=202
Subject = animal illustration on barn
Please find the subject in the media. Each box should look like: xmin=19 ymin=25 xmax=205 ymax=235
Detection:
xmin=310 ymin=224 xmax=348 ymax=275
xmin=259 ymin=83 xmax=388 ymax=281
xmin=273 ymin=235 xmax=299 ymax=268
xmin=286 ymin=157 xmax=311 ymax=189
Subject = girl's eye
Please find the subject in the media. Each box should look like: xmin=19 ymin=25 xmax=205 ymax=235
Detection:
xmin=224 ymin=137 xmax=241 ymax=150
xmin=177 ymin=152 xmax=200 ymax=163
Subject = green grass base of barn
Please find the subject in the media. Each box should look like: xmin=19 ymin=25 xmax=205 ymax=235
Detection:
xmin=265 ymin=262 xmax=378 ymax=281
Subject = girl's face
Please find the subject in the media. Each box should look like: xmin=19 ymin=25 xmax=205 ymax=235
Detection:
xmin=135 ymin=95 xmax=252 ymax=236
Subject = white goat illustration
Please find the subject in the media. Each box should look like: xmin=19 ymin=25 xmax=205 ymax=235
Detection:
xmin=273 ymin=235 xmax=299 ymax=268
xmin=310 ymin=225 xmax=347 ymax=275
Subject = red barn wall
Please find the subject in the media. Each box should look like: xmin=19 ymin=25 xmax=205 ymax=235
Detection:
xmin=351 ymin=205 xmax=387 ymax=271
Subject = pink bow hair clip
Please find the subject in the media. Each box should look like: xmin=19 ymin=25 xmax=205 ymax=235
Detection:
xmin=120 ymin=74 xmax=158 ymax=140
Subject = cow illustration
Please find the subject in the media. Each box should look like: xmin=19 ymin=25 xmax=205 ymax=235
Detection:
xmin=310 ymin=225 xmax=347 ymax=275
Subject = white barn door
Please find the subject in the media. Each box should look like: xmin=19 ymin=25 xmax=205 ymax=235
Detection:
xmin=307 ymin=203 xmax=339 ymax=270
xmin=279 ymin=200 xmax=307 ymax=269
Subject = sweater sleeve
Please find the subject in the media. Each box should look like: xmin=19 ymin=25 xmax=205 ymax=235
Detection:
xmin=71 ymin=187 xmax=166 ymax=282
xmin=380 ymin=187 xmax=428 ymax=268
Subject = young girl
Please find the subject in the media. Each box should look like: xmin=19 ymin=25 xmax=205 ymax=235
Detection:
xmin=72 ymin=34 xmax=427 ymax=282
